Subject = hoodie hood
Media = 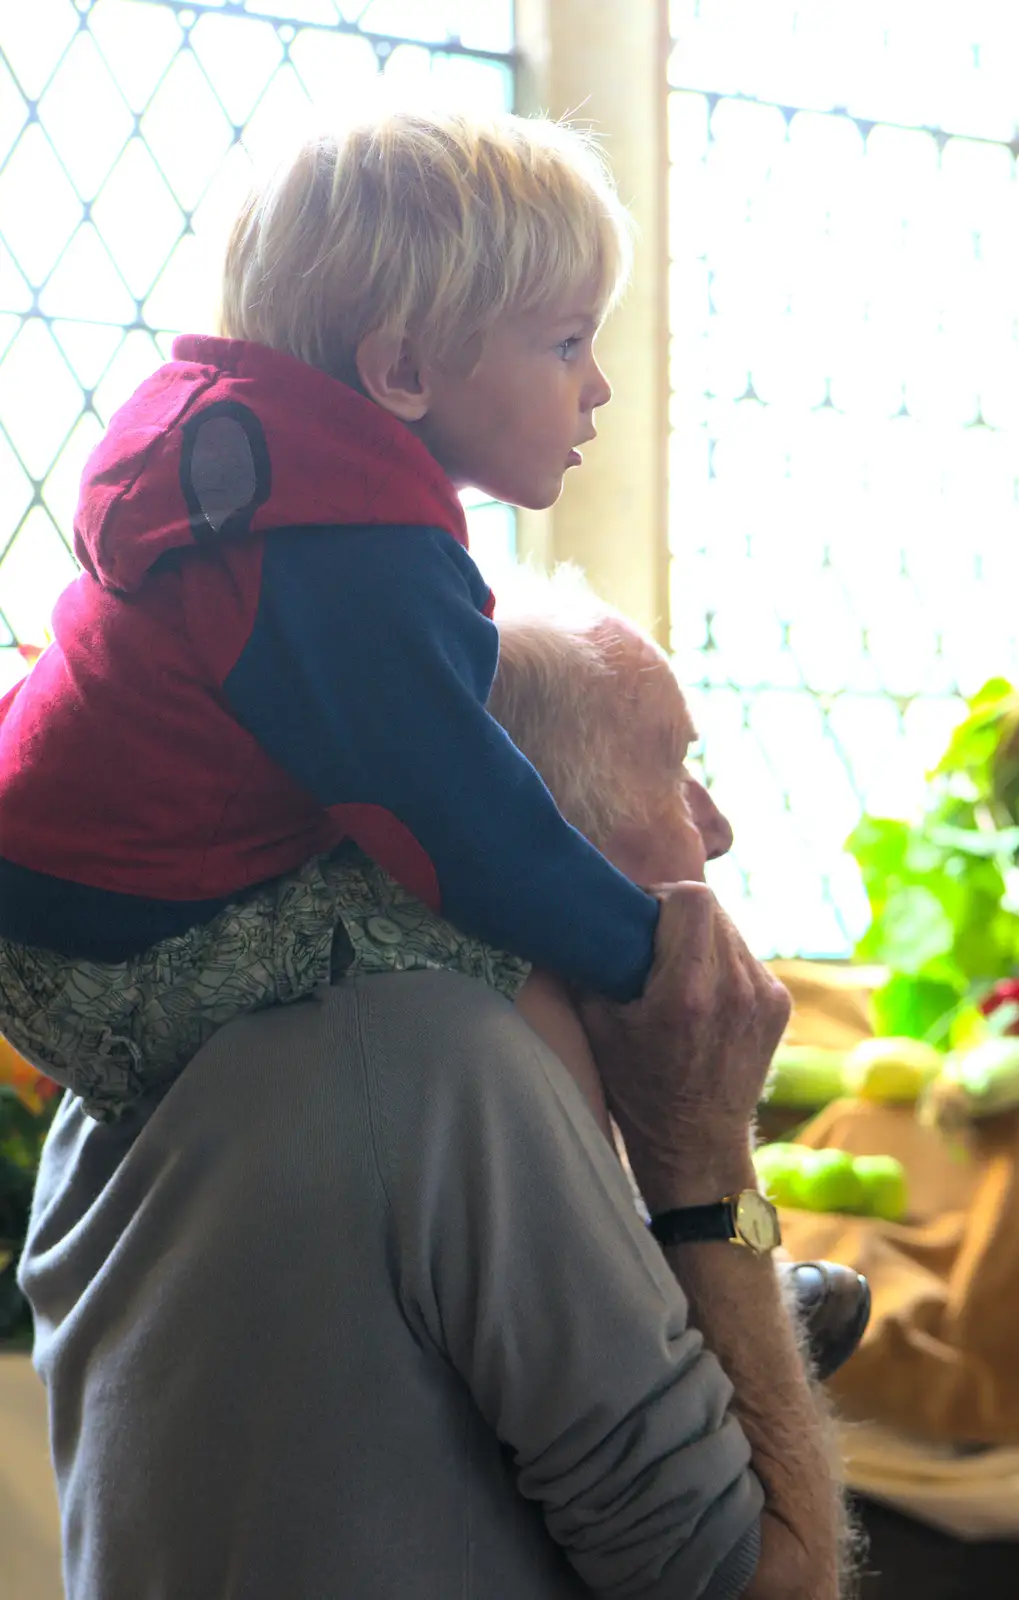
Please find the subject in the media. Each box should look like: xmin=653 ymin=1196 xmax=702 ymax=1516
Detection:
xmin=74 ymin=335 xmax=470 ymax=595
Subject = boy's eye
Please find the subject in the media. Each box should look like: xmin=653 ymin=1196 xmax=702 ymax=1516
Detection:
xmin=556 ymin=336 xmax=582 ymax=359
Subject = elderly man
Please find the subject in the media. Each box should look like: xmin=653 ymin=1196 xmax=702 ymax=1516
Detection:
xmin=492 ymin=578 xmax=867 ymax=1380
xmin=21 ymin=578 xmax=847 ymax=1599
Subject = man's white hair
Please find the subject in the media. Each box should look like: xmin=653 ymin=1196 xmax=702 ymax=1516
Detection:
xmin=490 ymin=564 xmax=659 ymax=847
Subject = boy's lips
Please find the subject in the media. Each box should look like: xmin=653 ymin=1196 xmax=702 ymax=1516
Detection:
xmin=566 ymin=449 xmax=583 ymax=467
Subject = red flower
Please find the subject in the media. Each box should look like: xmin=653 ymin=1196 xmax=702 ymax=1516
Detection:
xmin=979 ymin=978 xmax=1019 ymax=1034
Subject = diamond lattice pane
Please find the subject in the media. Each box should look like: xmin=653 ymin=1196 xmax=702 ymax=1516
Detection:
xmin=0 ymin=0 xmax=516 ymax=660
xmin=190 ymin=13 xmax=283 ymax=126
xmin=37 ymin=30 xmax=134 ymax=203
xmin=0 ymin=651 xmax=28 ymax=694
xmin=289 ymin=28 xmax=380 ymax=111
xmin=0 ymin=253 xmax=32 ymax=317
xmin=455 ymin=0 xmax=514 ymax=53
xmin=428 ymin=52 xmax=513 ymax=113
xmin=0 ymin=319 xmax=85 ymax=482
xmin=88 ymin=0 xmax=183 ymax=113
xmin=39 ymin=224 xmax=137 ymax=325
xmin=143 ymin=234 xmax=221 ymax=341
xmin=188 ymin=139 xmax=257 ymax=312
xmin=461 ymin=488 xmax=515 ymax=590
xmin=0 ymin=318 xmax=18 ymax=367
xmin=0 ymin=0 xmax=79 ymax=101
xmin=0 ymin=56 xmax=29 ymax=166
xmin=92 ymin=329 xmax=166 ymax=428
xmin=245 ymin=0 xmax=343 ymax=23
xmin=360 ymin=0 xmax=447 ymax=44
xmin=0 ymin=507 xmax=78 ymax=646
xmin=383 ymin=42 xmax=442 ymax=100
xmin=91 ymin=138 xmax=185 ymax=300
xmin=668 ymin=0 xmax=1019 ymax=141
xmin=669 ymin=6 xmax=1019 ymax=957
xmin=375 ymin=39 xmax=510 ymax=114
xmin=140 ymin=48 xmax=235 ymax=211
xmin=0 ymin=124 xmax=83 ymax=286
xmin=239 ymin=62 xmax=314 ymax=168
xmin=0 ymin=426 xmax=36 ymax=554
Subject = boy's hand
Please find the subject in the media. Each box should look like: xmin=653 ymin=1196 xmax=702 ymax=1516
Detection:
xmin=578 ymin=883 xmax=790 ymax=1210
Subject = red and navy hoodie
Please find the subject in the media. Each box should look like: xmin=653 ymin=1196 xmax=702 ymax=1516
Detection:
xmin=0 ymin=336 xmax=658 ymax=999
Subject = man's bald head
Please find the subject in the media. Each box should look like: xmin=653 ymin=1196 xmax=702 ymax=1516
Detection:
xmin=489 ymin=567 xmax=694 ymax=849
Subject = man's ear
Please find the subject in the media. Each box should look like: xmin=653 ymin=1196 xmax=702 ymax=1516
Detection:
xmin=355 ymin=330 xmax=431 ymax=421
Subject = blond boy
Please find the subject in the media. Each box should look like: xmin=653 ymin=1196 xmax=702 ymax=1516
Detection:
xmin=0 ymin=110 xmax=660 ymax=1119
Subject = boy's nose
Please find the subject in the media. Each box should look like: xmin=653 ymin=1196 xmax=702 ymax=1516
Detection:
xmin=587 ymin=360 xmax=612 ymax=410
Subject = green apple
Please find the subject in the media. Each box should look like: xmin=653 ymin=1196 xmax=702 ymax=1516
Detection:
xmin=844 ymin=1037 xmax=943 ymax=1103
xmin=763 ymin=1047 xmax=846 ymax=1109
xmin=795 ymin=1149 xmax=865 ymax=1215
xmin=752 ymin=1143 xmax=805 ymax=1209
xmin=853 ymin=1154 xmax=907 ymax=1222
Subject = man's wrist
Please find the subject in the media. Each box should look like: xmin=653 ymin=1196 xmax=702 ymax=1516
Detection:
xmin=624 ymin=1129 xmax=757 ymax=1215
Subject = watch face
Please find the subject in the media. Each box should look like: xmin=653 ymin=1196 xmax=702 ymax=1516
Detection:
xmin=734 ymin=1190 xmax=781 ymax=1254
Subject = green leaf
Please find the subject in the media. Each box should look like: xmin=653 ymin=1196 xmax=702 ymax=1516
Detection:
xmin=927 ymin=824 xmax=1019 ymax=858
xmin=948 ymin=1003 xmax=996 ymax=1050
xmin=871 ymin=975 xmax=965 ymax=1042
xmin=942 ymin=854 xmax=1007 ymax=897
xmin=970 ymin=677 xmax=1015 ymax=712
xmin=845 ymin=815 xmax=910 ymax=868
xmin=872 ymin=886 xmax=955 ymax=974
xmin=933 ymin=688 xmax=1014 ymax=782
xmin=844 ymin=816 xmax=912 ymax=907
xmin=848 ymin=677 xmax=1019 ymax=1016
xmin=954 ymin=902 xmax=1019 ymax=981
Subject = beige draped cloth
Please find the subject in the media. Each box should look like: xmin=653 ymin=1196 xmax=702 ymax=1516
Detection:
xmin=770 ymin=961 xmax=1019 ymax=1448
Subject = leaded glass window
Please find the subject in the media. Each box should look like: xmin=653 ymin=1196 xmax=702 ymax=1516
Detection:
xmin=0 ymin=0 xmax=516 ymax=695
xmin=668 ymin=0 xmax=1019 ymax=957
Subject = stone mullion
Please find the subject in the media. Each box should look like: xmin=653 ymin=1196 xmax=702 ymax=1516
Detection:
xmin=514 ymin=0 xmax=671 ymax=645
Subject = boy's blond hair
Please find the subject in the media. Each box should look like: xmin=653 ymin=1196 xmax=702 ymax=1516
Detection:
xmin=218 ymin=109 xmax=633 ymax=378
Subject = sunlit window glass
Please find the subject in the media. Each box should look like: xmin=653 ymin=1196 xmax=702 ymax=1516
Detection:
xmin=0 ymin=0 xmax=515 ymax=694
xmin=668 ymin=0 xmax=1019 ymax=957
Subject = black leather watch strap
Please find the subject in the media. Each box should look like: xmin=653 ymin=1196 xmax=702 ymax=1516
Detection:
xmin=649 ymin=1201 xmax=736 ymax=1248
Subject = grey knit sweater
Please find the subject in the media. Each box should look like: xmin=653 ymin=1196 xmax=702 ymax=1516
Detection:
xmin=21 ymin=971 xmax=762 ymax=1598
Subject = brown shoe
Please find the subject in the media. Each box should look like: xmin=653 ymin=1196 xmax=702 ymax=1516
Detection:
xmin=779 ymin=1260 xmax=872 ymax=1381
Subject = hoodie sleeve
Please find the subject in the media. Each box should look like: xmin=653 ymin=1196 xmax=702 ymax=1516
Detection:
xmin=223 ymin=525 xmax=659 ymax=1000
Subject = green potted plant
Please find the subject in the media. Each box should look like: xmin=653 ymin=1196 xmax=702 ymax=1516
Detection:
xmin=846 ymin=677 xmax=1019 ymax=1046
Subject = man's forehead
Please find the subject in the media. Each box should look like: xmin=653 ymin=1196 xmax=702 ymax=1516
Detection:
xmin=637 ymin=653 xmax=696 ymax=762
xmin=676 ymin=696 xmax=697 ymax=749
xmin=672 ymin=675 xmax=697 ymax=745
xmin=665 ymin=677 xmax=697 ymax=755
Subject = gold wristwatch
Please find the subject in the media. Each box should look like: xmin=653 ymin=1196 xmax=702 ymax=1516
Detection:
xmin=649 ymin=1190 xmax=782 ymax=1256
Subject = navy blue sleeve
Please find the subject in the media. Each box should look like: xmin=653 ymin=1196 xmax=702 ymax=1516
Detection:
xmin=224 ymin=525 xmax=659 ymax=999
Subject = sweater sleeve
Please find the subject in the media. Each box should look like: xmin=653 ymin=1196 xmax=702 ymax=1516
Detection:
xmin=223 ymin=524 xmax=659 ymax=1000
xmin=365 ymin=971 xmax=764 ymax=1598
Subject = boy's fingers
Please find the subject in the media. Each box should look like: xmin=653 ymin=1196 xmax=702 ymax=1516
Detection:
xmin=651 ymin=884 xmax=721 ymax=969
xmin=650 ymin=884 xmax=741 ymax=1006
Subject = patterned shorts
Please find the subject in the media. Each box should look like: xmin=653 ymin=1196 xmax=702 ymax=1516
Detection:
xmin=0 ymin=845 xmax=530 ymax=1122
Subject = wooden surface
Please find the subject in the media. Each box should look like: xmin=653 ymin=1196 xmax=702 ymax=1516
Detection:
xmin=0 ymin=1354 xmax=62 ymax=1600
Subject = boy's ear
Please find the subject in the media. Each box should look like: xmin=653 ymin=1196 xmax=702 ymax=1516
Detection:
xmin=355 ymin=330 xmax=431 ymax=421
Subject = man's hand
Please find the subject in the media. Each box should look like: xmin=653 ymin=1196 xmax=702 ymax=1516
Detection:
xmin=578 ymin=883 xmax=790 ymax=1206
